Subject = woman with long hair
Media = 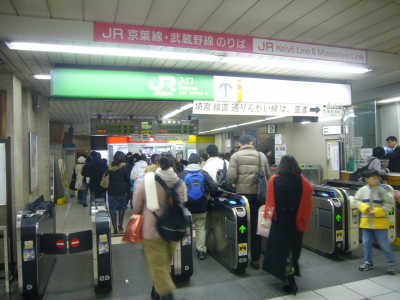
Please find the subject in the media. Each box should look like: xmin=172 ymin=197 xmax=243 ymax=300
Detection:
xmin=262 ymin=155 xmax=313 ymax=295
xmin=108 ymin=151 xmax=131 ymax=234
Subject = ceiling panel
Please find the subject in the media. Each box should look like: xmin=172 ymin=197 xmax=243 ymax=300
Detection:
xmin=225 ymin=0 xmax=293 ymax=35
xmin=250 ymin=0 xmax=326 ymax=37
xmin=13 ymin=0 xmax=50 ymax=17
xmin=274 ymin=0 xmax=360 ymax=40
xmin=84 ymin=0 xmax=118 ymax=22
xmin=49 ymin=100 xmax=186 ymax=123
xmin=48 ymin=0 xmax=83 ymax=20
xmin=295 ymin=0 xmax=392 ymax=42
xmin=0 ymin=0 xmax=16 ymax=15
xmin=144 ymin=0 xmax=189 ymax=28
xmin=337 ymin=15 xmax=400 ymax=47
xmin=356 ymin=27 xmax=400 ymax=50
xmin=115 ymin=0 xmax=152 ymax=25
xmin=318 ymin=2 xmax=400 ymax=44
xmin=173 ymin=0 xmax=223 ymax=30
xmin=199 ymin=0 xmax=258 ymax=33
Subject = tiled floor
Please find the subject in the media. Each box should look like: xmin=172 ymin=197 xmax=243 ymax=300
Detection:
xmin=268 ymin=274 xmax=400 ymax=300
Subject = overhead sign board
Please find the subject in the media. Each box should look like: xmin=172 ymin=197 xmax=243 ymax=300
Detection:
xmin=213 ymin=76 xmax=351 ymax=106
xmin=193 ymin=101 xmax=344 ymax=117
xmin=94 ymin=22 xmax=367 ymax=65
xmin=52 ymin=68 xmax=351 ymax=106
xmin=52 ymin=68 xmax=213 ymax=100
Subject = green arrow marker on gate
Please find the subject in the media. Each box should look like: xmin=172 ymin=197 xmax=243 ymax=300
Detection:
xmin=389 ymin=209 xmax=395 ymax=216
xmin=336 ymin=214 xmax=342 ymax=223
xmin=239 ymin=225 xmax=246 ymax=234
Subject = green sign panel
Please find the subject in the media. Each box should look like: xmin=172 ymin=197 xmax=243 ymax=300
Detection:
xmin=52 ymin=68 xmax=214 ymax=101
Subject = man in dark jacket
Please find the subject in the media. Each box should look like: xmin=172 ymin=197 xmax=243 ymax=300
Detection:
xmin=228 ymin=135 xmax=271 ymax=269
xmin=386 ymin=136 xmax=400 ymax=172
xmin=82 ymin=151 xmax=107 ymax=205
xmin=180 ymin=153 xmax=218 ymax=260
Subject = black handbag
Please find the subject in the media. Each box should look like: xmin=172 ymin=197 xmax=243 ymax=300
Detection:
xmin=256 ymin=152 xmax=268 ymax=206
xmin=216 ymin=160 xmax=235 ymax=193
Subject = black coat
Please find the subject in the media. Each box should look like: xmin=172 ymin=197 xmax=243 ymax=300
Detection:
xmin=82 ymin=158 xmax=107 ymax=198
xmin=263 ymin=174 xmax=303 ymax=280
xmin=108 ymin=163 xmax=131 ymax=197
xmin=388 ymin=146 xmax=400 ymax=172
xmin=180 ymin=165 xmax=218 ymax=213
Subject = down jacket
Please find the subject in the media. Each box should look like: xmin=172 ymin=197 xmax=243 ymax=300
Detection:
xmin=227 ymin=145 xmax=271 ymax=195
xmin=354 ymin=184 xmax=395 ymax=230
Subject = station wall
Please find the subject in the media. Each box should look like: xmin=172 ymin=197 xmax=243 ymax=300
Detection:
xmin=0 ymin=73 xmax=50 ymax=261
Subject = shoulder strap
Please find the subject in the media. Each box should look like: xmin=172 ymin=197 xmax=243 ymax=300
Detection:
xmin=155 ymin=175 xmax=169 ymax=191
xmin=155 ymin=175 xmax=182 ymax=192
xmin=258 ymin=152 xmax=265 ymax=176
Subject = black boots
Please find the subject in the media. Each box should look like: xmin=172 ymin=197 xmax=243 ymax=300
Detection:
xmin=118 ymin=210 xmax=125 ymax=233
xmin=110 ymin=213 xmax=118 ymax=234
xmin=160 ymin=294 xmax=174 ymax=300
xmin=283 ymin=276 xmax=298 ymax=295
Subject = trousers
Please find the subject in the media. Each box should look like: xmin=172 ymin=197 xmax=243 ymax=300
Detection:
xmin=143 ymin=239 xmax=178 ymax=296
xmin=192 ymin=212 xmax=207 ymax=253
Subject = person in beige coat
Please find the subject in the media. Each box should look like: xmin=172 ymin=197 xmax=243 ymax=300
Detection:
xmin=228 ymin=135 xmax=271 ymax=269
xmin=133 ymin=154 xmax=187 ymax=300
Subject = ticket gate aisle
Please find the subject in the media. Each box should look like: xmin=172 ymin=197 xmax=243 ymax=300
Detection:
xmin=325 ymin=180 xmax=397 ymax=244
xmin=303 ymin=185 xmax=360 ymax=255
xmin=17 ymin=198 xmax=112 ymax=299
xmin=206 ymin=193 xmax=250 ymax=273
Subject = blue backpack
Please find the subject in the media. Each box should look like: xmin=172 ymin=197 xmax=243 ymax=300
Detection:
xmin=184 ymin=171 xmax=206 ymax=201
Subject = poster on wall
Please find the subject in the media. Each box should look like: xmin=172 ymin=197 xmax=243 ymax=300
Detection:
xmin=0 ymin=143 xmax=6 ymax=205
xmin=275 ymin=144 xmax=287 ymax=165
xmin=29 ymin=132 xmax=39 ymax=192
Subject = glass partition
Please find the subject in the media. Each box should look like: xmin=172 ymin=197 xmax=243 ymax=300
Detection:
xmin=343 ymin=101 xmax=376 ymax=171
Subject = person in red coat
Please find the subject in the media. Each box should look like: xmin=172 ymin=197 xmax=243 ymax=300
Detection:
xmin=262 ymin=155 xmax=313 ymax=295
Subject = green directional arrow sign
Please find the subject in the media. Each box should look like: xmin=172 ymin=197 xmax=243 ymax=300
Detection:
xmin=389 ymin=209 xmax=395 ymax=216
xmin=336 ymin=214 xmax=342 ymax=223
xmin=239 ymin=225 xmax=246 ymax=234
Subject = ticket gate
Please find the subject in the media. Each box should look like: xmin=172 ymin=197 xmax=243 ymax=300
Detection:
xmin=206 ymin=194 xmax=250 ymax=273
xmin=17 ymin=198 xmax=112 ymax=299
xmin=303 ymin=186 xmax=349 ymax=255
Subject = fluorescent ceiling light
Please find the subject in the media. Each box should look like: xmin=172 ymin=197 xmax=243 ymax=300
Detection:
xmin=6 ymin=42 xmax=218 ymax=62
xmin=222 ymin=56 xmax=370 ymax=74
xmin=300 ymin=121 xmax=311 ymax=125
xmin=162 ymin=103 xmax=193 ymax=120
xmin=319 ymin=116 xmax=342 ymax=122
xmin=377 ymin=96 xmax=400 ymax=105
xmin=33 ymin=74 xmax=51 ymax=80
xmin=7 ymin=41 xmax=370 ymax=75
xmin=199 ymin=116 xmax=286 ymax=134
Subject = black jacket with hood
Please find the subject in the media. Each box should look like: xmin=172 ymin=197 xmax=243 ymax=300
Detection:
xmin=108 ymin=162 xmax=131 ymax=197
xmin=180 ymin=164 xmax=218 ymax=213
xmin=82 ymin=154 xmax=107 ymax=198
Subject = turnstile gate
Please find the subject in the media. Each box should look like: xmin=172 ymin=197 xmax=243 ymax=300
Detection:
xmin=17 ymin=199 xmax=112 ymax=298
xmin=206 ymin=193 xmax=250 ymax=273
xmin=303 ymin=186 xmax=348 ymax=255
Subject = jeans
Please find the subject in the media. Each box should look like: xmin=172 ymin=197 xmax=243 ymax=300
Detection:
xmin=192 ymin=212 xmax=207 ymax=253
xmin=77 ymin=189 xmax=88 ymax=205
xmin=245 ymin=194 xmax=262 ymax=261
xmin=363 ymin=229 xmax=394 ymax=264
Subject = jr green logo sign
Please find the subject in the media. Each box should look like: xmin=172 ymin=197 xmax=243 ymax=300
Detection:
xmin=52 ymin=68 xmax=214 ymax=101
